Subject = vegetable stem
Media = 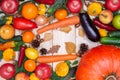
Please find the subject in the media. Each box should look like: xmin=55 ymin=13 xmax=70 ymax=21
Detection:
xmin=105 ymin=74 xmax=117 ymax=80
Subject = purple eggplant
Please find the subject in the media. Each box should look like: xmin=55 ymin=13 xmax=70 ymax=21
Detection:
xmin=79 ymin=12 xmax=100 ymax=42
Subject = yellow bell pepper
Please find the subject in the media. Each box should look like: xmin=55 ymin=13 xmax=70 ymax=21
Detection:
xmin=5 ymin=16 xmax=13 ymax=24
xmin=3 ymin=48 xmax=16 ymax=61
xmin=98 ymin=28 xmax=108 ymax=37
xmin=38 ymin=4 xmax=46 ymax=15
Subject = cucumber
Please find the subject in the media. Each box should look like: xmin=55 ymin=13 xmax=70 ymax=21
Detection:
xmin=100 ymin=37 xmax=120 ymax=45
xmin=0 ymin=35 xmax=22 ymax=43
xmin=108 ymin=31 xmax=120 ymax=37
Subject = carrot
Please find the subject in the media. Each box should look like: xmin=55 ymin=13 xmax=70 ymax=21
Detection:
xmin=0 ymin=41 xmax=15 ymax=50
xmin=36 ymin=54 xmax=78 ymax=63
xmin=37 ymin=15 xmax=80 ymax=34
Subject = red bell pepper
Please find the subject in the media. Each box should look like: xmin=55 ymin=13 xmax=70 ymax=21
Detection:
xmin=35 ymin=0 xmax=55 ymax=5
xmin=13 ymin=17 xmax=37 ymax=30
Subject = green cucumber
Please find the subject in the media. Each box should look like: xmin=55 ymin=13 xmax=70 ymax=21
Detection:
xmin=108 ymin=31 xmax=120 ymax=38
xmin=0 ymin=35 xmax=22 ymax=43
xmin=100 ymin=37 xmax=120 ymax=45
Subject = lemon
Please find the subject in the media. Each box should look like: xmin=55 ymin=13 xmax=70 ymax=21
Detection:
xmin=25 ymin=48 xmax=39 ymax=60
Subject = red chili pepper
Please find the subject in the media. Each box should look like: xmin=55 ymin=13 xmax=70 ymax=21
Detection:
xmin=18 ymin=46 xmax=26 ymax=68
xmin=35 ymin=0 xmax=55 ymax=5
xmin=93 ymin=18 xmax=116 ymax=31
xmin=13 ymin=17 xmax=37 ymax=30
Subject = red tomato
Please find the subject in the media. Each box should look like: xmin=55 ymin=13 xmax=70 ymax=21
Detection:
xmin=0 ymin=63 xmax=16 ymax=79
xmin=66 ymin=0 xmax=82 ymax=13
xmin=35 ymin=63 xmax=52 ymax=79
xmin=0 ymin=0 xmax=19 ymax=14
xmin=105 ymin=0 xmax=120 ymax=12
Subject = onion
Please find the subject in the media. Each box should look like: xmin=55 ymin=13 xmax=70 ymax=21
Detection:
xmin=35 ymin=15 xmax=48 ymax=26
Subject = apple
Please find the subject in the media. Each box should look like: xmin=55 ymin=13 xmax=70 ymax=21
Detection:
xmin=0 ymin=0 xmax=19 ymax=14
xmin=112 ymin=15 xmax=120 ymax=30
xmin=105 ymin=0 xmax=120 ymax=12
xmin=35 ymin=63 xmax=52 ymax=79
xmin=0 ymin=63 xmax=16 ymax=79
xmin=15 ymin=72 xmax=29 ymax=80
xmin=99 ymin=10 xmax=113 ymax=24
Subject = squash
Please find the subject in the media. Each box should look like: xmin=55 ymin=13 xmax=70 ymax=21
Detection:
xmin=87 ymin=2 xmax=102 ymax=16
xmin=76 ymin=45 xmax=120 ymax=80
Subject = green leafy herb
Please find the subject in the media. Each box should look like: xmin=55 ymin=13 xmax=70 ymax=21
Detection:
xmin=46 ymin=0 xmax=67 ymax=17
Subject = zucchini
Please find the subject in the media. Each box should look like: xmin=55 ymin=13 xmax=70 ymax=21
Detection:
xmin=108 ymin=31 xmax=120 ymax=38
xmin=100 ymin=37 xmax=120 ymax=45
xmin=0 ymin=35 xmax=22 ymax=43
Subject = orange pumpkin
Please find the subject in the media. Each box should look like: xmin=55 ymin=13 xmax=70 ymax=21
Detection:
xmin=76 ymin=45 xmax=120 ymax=80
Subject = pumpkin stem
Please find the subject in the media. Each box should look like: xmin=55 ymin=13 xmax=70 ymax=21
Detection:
xmin=105 ymin=75 xmax=117 ymax=80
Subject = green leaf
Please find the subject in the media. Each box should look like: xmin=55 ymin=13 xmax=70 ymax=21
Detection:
xmin=51 ymin=70 xmax=60 ymax=80
xmin=72 ymin=60 xmax=78 ymax=65
xmin=64 ymin=60 xmax=71 ymax=68
xmin=0 ymin=51 xmax=3 ymax=59
xmin=14 ymin=41 xmax=24 ymax=51
xmin=0 ymin=16 xmax=6 ymax=26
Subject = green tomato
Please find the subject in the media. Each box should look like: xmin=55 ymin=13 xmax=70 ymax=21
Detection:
xmin=112 ymin=15 xmax=120 ymax=30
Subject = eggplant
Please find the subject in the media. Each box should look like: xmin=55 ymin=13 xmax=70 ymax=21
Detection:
xmin=79 ymin=12 xmax=100 ymax=42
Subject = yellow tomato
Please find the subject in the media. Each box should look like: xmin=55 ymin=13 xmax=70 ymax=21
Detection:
xmin=30 ymin=73 xmax=39 ymax=80
xmin=25 ymin=48 xmax=39 ymax=60
xmin=55 ymin=62 xmax=69 ymax=77
xmin=0 ymin=24 xmax=15 ymax=40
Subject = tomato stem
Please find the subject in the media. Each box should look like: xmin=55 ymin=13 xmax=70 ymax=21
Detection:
xmin=113 ymin=0 xmax=117 ymax=4
xmin=105 ymin=75 xmax=117 ymax=80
